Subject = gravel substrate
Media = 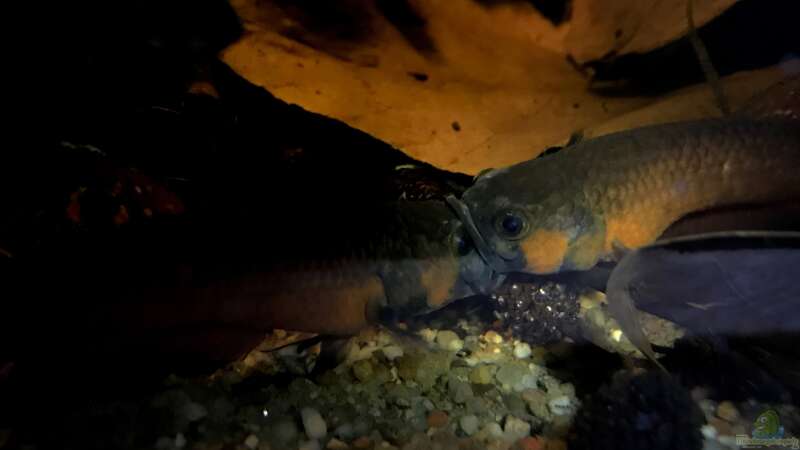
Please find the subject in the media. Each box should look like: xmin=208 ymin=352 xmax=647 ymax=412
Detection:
xmin=3 ymin=284 xmax=796 ymax=450
xmin=140 ymin=326 xmax=581 ymax=450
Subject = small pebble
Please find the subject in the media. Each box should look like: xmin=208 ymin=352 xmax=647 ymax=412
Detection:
xmin=484 ymin=331 xmax=504 ymax=344
xmin=301 ymin=407 xmax=328 ymax=440
xmin=419 ymin=329 xmax=437 ymax=343
xmin=503 ymin=415 xmax=531 ymax=441
xmin=244 ymin=434 xmax=259 ymax=449
xmin=521 ymin=389 xmax=550 ymax=419
xmin=460 ymin=415 xmax=480 ymax=436
xmin=427 ymin=410 xmax=449 ymax=428
xmin=513 ymin=342 xmax=532 ymax=359
xmin=448 ymin=378 xmax=473 ymax=403
xmin=496 ymin=364 xmax=534 ymax=391
xmin=436 ymin=330 xmax=464 ymax=352
xmin=700 ymin=424 xmax=718 ymax=440
xmin=487 ymin=439 xmax=513 ymax=450
xmin=334 ymin=423 xmax=354 ymax=440
xmin=716 ymin=401 xmax=740 ymax=423
xmin=547 ymin=396 xmax=573 ymax=416
xmin=470 ymin=365 xmax=494 ymax=384
xmin=353 ymin=436 xmax=372 ymax=449
xmin=352 ymin=359 xmax=374 ymax=382
xmin=483 ymin=422 xmax=505 ymax=438
xmin=326 ymin=438 xmax=348 ymax=449
xmin=516 ymin=436 xmax=543 ymax=450
xmin=174 ymin=433 xmax=186 ymax=449
xmin=382 ymin=345 xmax=404 ymax=360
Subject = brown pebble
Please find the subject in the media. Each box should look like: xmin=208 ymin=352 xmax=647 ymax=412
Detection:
xmin=716 ymin=401 xmax=740 ymax=423
xmin=516 ymin=436 xmax=544 ymax=450
xmin=326 ymin=438 xmax=349 ymax=449
xmin=353 ymin=436 xmax=372 ymax=448
xmin=427 ymin=410 xmax=449 ymax=428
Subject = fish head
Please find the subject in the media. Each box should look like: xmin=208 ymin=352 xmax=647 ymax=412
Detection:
xmin=373 ymin=201 xmax=504 ymax=322
xmin=447 ymin=162 xmax=604 ymax=276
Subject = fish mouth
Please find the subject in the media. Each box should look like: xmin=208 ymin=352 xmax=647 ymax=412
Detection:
xmin=446 ymin=194 xmax=509 ymax=275
xmin=444 ymin=195 xmax=507 ymax=295
xmin=460 ymin=251 xmax=506 ymax=296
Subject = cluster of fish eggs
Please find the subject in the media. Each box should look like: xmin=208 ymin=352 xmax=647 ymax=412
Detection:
xmin=490 ymin=280 xmax=581 ymax=345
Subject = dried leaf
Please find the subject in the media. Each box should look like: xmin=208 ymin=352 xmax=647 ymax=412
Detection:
xmin=220 ymin=0 xmax=761 ymax=175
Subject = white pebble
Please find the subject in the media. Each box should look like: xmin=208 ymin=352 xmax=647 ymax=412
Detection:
xmin=460 ymin=415 xmax=480 ymax=436
xmin=301 ymin=407 xmax=328 ymax=440
xmin=243 ymin=434 xmax=259 ymax=449
xmin=382 ymin=345 xmax=404 ymax=360
xmin=513 ymin=342 xmax=532 ymax=359
xmin=548 ymin=395 xmax=574 ymax=416
xmin=516 ymin=374 xmax=538 ymax=392
xmin=174 ymin=433 xmax=186 ymax=449
xmin=701 ymin=424 xmax=718 ymax=440
xmin=464 ymin=357 xmax=479 ymax=367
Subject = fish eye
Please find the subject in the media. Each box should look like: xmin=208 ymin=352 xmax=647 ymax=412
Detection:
xmin=495 ymin=210 xmax=528 ymax=239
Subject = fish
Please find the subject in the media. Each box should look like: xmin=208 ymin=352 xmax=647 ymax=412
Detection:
xmin=0 ymin=198 xmax=498 ymax=375
xmin=448 ymin=76 xmax=800 ymax=277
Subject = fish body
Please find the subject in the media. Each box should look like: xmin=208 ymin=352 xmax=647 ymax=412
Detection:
xmin=456 ymin=117 xmax=800 ymax=275
xmin=606 ymin=231 xmax=800 ymax=390
xmin=607 ymin=231 xmax=800 ymax=340
xmin=1 ymin=199 xmax=496 ymax=371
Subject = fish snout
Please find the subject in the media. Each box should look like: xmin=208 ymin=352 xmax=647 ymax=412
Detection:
xmin=445 ymin=195 xmax=524 ymax=274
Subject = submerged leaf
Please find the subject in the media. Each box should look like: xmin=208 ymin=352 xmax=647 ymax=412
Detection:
xmin=218 ymin=0 xmax=774 ymax=175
